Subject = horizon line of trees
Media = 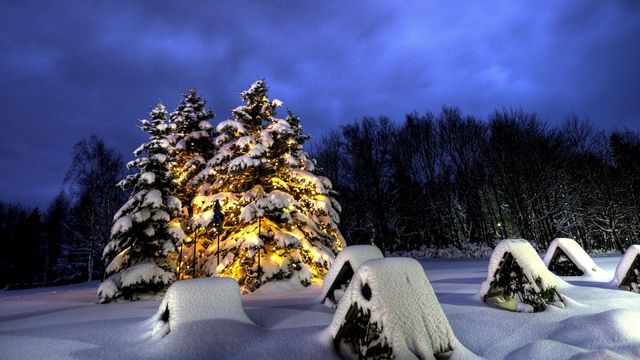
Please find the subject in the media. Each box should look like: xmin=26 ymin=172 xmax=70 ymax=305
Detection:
xmin=1 ymin=105 xmax=639 ymax=289
xmin=312 ymin=107 xmax=640 ymax=254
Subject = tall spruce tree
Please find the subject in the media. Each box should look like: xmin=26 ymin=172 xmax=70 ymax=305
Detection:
xmin=167 ymin=90 xmax=215 ymax=271
xmin=167 ymin=89 xmax=216 ymax=213
xmin=192 ymin=80 xmax=345 ymax=292
xmin=98 ymin=104 xmax=185 ymax=303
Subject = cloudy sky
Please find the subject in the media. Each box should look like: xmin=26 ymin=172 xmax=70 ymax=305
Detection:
xmin=1 ymin=1 xmax=639 ymax=209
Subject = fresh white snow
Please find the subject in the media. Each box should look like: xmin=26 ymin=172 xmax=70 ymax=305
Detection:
xmin=543 ymin=238 xmax=605 ymax=279
xmin=2 ymin=255 xmax=640 ymax=359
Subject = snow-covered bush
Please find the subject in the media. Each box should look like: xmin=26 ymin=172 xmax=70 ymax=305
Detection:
xmin=329 ymin=258 xmax=457 ymax=359
xmin=479 ymin=239 xmax=563 ymax=312
xmin=320 ymin=245 xmax=383 ymax=308
xmin=543 ymin=238 xmax=601 ymax=277
xmin=386 ymin=242 xmax=496 ymax=259
xmin=148 ymin=277 xmax=252 ymax=339
xmin=614 ymin=245 xmax=640 ymax=293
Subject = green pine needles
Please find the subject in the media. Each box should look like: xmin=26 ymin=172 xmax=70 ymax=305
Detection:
xmin=620 ymin=256 xmax=640 ymax=293
xmin=334 ymin=302 xmax=393 ymax=360
xmin=547 ymin=249 xmax=583 ymax=276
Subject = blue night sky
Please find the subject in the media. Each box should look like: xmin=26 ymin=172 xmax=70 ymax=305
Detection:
xmin=1 ymin=1 xmax=639 ymax=209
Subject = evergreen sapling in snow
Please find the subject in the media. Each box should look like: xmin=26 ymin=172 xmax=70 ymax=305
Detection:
xmin=98 ymin=104 xmax=186 ymax=303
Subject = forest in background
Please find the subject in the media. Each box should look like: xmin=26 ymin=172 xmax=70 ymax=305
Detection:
xmin=313 ymin=109 xmax=640 ymax=254
xmin=1 ymin=107 xmax=639 ymax=289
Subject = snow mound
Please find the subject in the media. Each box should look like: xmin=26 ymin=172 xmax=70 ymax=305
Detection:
xmin=550 ymin=309 xmax=640 ymax=349
xmin=506 ymin=339 xmax=586 ymax=360
xmin=570 ymin=349 xmax=633 ymax=360
xmin=148 ymin=277 xmax=253 ymax=339
xmin=543 ymin=238 xmax=603 ymax=277
xmin=329 ymin=258 xmax=458 ymax=359
xmin=320 ymin=245 xmax=383 ymax=307
xmin=614 ymin=245 xmax=640 ymax=292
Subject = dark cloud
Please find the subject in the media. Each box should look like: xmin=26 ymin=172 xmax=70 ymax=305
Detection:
xmin=1 ymin=1 xmax=638 ymax=209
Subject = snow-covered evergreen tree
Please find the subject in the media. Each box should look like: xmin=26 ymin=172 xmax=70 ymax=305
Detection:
xmin=167 ymin=89 xmax=215 ymax=210
xmin=193 ymin=80 xmax=345 ymax=291
xmin=166 ymin=90 xmax=215 ymax=273
xmin=98 ymin=104 xmax=185 ymax=303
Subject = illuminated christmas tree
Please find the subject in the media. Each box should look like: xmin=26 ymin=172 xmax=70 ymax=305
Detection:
xmin=192 ymin=80 xmax=345 ymax=291
xmin=167 ymin=89 xmax=216 ymax=214
xmin=167 ymin=90 xmax=216 ymax=276
xmin=98 ymin=104 xmax=185 ymax=302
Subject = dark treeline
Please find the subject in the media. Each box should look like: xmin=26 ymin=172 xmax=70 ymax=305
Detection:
xmin=312 ymin=107 xmax=640 ymax=254
xmin=0 ymin=136 xmax=125 ymax=289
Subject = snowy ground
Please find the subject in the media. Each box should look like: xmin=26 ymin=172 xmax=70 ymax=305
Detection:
xmin=1 ymin=255 xmax=640 ymax=359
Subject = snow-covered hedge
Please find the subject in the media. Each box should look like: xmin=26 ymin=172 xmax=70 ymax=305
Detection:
xmin=386 ymin=242 xmax=497 ymax=259
xmin=320 ymin=245 xmax=383 ymax=307
xmin=543 ymin=238 xmax=602 ymax=277
xmin=148 ymin=277 xmax=253 ymax=339
xmin=479 ymin=239 xmax=563 ymax=312
xmin=614 ymin=245 xmax=640 ymax=293
xmin=329 ymin=258 xmax=457 ymax=359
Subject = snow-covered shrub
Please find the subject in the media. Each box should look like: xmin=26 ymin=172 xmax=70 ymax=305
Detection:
xmin=614 ymin=245 xmax=640 ymax=293
xmin=320 ymin=245 xmax=383 ymax=308
xmin=330 ymin=258 xmax=457 ymax=359
xmin=543 ymin=238 xmax=601 ymax=277
xmin=479 ymin=239 xmax=563 ymax=312
xmin=148 ymin=277 xmax=252 ymax=339
xmin=334 ymin=302 xmax=392 ymax=359
xmin=547 ymin=252 xmax=583 ymax=276
xmin=385 ymin=242 xmax=496 ymax=259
